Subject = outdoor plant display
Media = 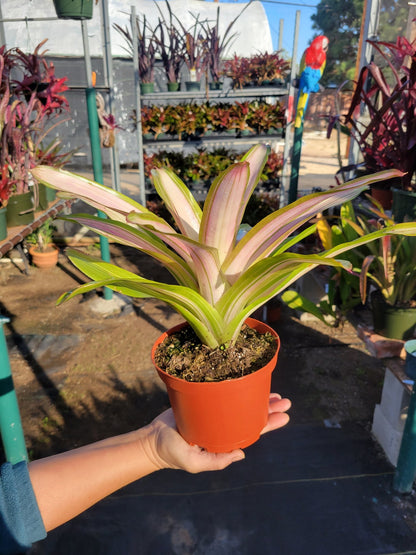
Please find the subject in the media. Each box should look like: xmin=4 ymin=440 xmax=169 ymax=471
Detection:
xmin=142 ymin=147 xmax=283 ymax=188
xmin=32 ymin=146 xmax=415 ymax=451
xmin=282 ymin=198 xmax=416 ymax=338
xmin=139 ymin=101 xmax=285 ymax=140
xmin=0 ymin=40 xmax=70 ymax=226
xmin=223 ymin=51 xmax=290 ymax=88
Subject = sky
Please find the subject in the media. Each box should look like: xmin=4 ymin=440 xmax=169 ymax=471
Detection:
xmin=219 ymin=0 xmax=321 ymax=63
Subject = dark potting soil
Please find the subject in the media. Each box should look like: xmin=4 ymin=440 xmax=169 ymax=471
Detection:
xmin=154 ymin=324 xmax=277 ymax=382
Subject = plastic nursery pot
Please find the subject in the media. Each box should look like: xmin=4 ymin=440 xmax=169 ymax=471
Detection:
xmin=371 ymin=292 xmax=416 ymax=340
xmin=53 ymin=0 xmax=93 ymax=20
xmin=167 ymin=82 xmax=180 ymax=92
xmin=140 ymin=83 xmax=155 ymax=95
xmin=29 ymin=245 xmax=59 ymax=269
xmin=0 ymin=206 xmax=7 ymax=241
xmin=404 ymin=340 xmax=416 ymax=381
xmin=37 ymin=183 xmax=56 ymax=211
xmin=370 ymin=186 xmax=393 ymax=210
xmin=6 ymin=192 xmax=34 ymax=227
xmin=392 ymin=188 xmax=416 ymax=223
xmin=185 ymin=81 xmax=201 ymax=92
xmin=152 ymin=318 xmax=280 ymax=453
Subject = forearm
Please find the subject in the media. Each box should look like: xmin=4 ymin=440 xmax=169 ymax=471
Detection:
xmin=28 ymin=425 xmax=159 ymax=532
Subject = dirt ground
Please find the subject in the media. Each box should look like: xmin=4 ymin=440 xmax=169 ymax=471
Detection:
xmin=0 ymin=237 xmax=387 ymax=462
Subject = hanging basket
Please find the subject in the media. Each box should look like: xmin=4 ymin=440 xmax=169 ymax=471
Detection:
xmin=53 ymin=0 xmax=94 ymax=20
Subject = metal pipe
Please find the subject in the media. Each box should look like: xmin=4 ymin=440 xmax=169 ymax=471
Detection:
xmin=99 ymin=0 xmax=122 ymax=193
xmin=280 ymin=10 xmax=300 ymax=207
xmin=81 ymin=19 xmax=113 ymax=300
xmin=0 ymin=316 xmax=28 ymax=464
xmin=131 ymin=5 xmax=147 ymax=207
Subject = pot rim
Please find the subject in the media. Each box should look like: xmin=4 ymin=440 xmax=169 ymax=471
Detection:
xmin=152 ymin=317 xmax=280 ymax=387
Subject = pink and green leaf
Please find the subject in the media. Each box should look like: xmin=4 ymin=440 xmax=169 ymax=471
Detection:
xmin=199 ymin=144 xmax=269 ymax=264
xmin=152 ymin=167 xmax=202 ymax=240
xmin=222 ymin=169 xmax=404 ymax=282
xmin=32 ymin=166 xmax=148 ymax=222
xmin=62 ymin=216 xmax=197 ymax=288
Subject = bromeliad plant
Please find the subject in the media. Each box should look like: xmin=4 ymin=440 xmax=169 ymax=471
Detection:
xmin=32 ymin=145 xmax=416 ymax=350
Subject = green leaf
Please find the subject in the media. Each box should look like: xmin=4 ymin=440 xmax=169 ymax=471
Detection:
xmin=281 ymin=290 xmax=328 ymax=323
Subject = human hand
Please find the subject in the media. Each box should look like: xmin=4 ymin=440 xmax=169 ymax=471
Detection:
xmin=145 ymin=393 xmax=291 ymax=474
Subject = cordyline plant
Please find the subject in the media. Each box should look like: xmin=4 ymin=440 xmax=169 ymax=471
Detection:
xmin=114 ymin=16 xmax=157 ymax=83
xmin=153 ymin=0 xmax=185 ymax=85
xmin=32 ymin=145 xmax=416 ymax=350
xmin=339 ymin=36 xmax=416 ymax=190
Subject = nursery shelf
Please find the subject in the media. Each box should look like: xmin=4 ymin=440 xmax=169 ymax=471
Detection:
xmin=139 ymin=86 xmax=288 ymax=102
xmin=143 ymin=133 xmax=285 ymax=152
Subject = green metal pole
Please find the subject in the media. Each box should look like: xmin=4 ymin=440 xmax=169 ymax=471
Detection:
xmin=393 ymin=379 xmax=416 ymax=493
xmin=85 ymin=87 xmax=113 ymax=300
xmin=0 ymin=316 xmax=28 ymax=464
xmin=288 ymin=122 xmax=304 ymax=204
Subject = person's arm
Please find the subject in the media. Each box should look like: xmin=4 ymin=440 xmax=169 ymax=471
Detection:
xmin=29 ymin=394 xmax=291 ymax=532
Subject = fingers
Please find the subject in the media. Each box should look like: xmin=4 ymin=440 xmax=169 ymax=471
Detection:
xmin=261 ymin=411 xmax=290 ymax=435
xmin=186 ymin=447 xmax=246 ymax=473
xmin=261 ymin=393 xmax=291 ymax=435
xmin=268 ymin=393 xmax=291 ymax=413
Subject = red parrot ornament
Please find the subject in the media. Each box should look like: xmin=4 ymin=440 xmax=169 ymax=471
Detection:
xmin=295 ymin=35 xmax=329 ymax=128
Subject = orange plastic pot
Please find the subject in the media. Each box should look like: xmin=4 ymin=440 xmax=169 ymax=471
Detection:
xmin=152 ymin=318 xmax=280 ymax=452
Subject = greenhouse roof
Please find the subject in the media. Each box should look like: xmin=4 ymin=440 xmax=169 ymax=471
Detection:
xmin=3 ymin=0 xmax=273 ymax=57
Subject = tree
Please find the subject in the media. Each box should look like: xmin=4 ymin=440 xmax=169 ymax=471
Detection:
xmin=311 ymin=0 xmax=363 ymax=86
xmin=311 ymin=0 xmax=409 ymax=87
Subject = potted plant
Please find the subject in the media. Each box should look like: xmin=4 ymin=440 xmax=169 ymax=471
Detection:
xmin=339 ymin=36 xmax=416 ymax=219
xmin=199 ymin=4 xmax=247 ymax=90
xmin=114 ymin=16 xmax=157 ymax=94
xmin=223 ymin=55 xmax=251 ymax=89
xmin=283 ymin=197 xmax=416 ymax=339
xmin=230 ymin=101 xmax=253 ymax=136
xmin=153 ymin=1 xmax=184 ymax=91
xmin=174 ymin=16 xmax=207 ymax=91
xmin=356 ymin=202 xmax=416 ymax=340
xmin=0 ymin=42 xmax=70 ymax=227
xmin=33 ymin=147 xmax=416 ymax=452
xmin=26 ymin=217 xmax=59 ymax=269
xmin=248 ymin=51 xmax=290 ymax=86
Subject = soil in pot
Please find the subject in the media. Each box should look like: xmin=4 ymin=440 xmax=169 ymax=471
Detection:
xmin=154 ymin=322 xmax=277 ymax=382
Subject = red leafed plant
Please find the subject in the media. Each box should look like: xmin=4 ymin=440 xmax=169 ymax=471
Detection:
xmin=341 ymin=36 xmax=416 ymax=191
xmin=0 ymin=40 xmax=71 ymax=202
